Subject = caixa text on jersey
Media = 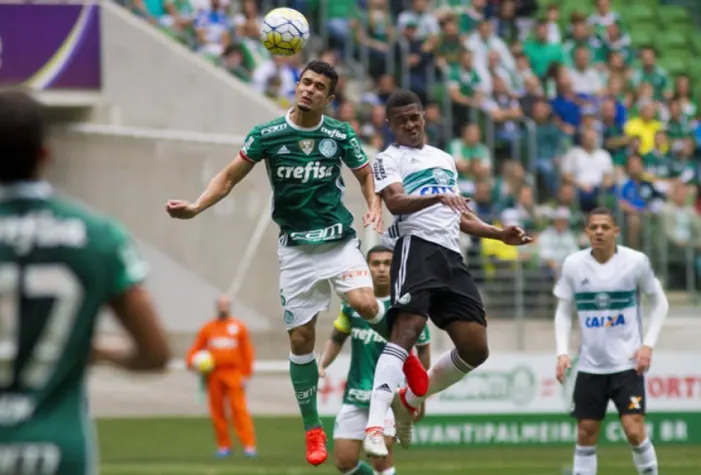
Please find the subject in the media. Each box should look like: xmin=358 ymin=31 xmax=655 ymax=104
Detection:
xmin=419 ymin=185 xmax=456 ymax=195
xmin=585 ymin=314 xmax=626 ymax=328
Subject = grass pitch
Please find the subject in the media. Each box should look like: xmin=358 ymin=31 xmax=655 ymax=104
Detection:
xmin=96 ymin=416 xmax=701 ymax=475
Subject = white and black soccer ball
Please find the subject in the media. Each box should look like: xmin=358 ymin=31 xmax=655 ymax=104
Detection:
xmin=260 ymin=7 xmax=310 ymax=56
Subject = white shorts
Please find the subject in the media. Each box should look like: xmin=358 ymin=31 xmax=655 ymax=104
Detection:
xmin=278 ymin=238 xmax=373 ymax=330
xmin=333 ymin=404 xmax=396 ymax=440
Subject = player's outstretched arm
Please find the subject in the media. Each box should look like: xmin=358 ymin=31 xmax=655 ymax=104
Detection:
xmin=554 ymin=298 xmax=573 ymax=383
xmin=318 ymin=328 xmax=349 ymax=378
xmin=166 ymin=153 xmax=255 ymax=219
xmin=352 ymin=165 xmax=383 ymax=232
xmin=460 ymin=211 xmax=532 ymax=245
xmin=96 ymin=286 xmax=171 ymax=371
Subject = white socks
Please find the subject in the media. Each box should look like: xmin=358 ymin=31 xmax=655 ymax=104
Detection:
xmin=632 ymin=438 xmax=658 ymax=475
xmin=376 ymin=468 xmax=396 ymax=475
xmin=573 ymin=445 xmax=597 ymax=475
xmin=405 ymin=349 xmax=473 ymax=409
xmin=366 ymin=343 xmax=408 ymax=428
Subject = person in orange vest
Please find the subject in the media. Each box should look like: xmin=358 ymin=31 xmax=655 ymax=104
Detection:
xmin=186 ymin=295 xmax=256 ymax=458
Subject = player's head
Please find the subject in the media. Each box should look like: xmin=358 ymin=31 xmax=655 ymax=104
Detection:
xmin=0 ymin=89 xmax=47 ymax=184
xmin=366 ymin=245 xmax=392 ymax=288
xmin=216 ymin=295 xmax=231 ymax=318
xmin=295 ymin=60 xmax=338 ymax=112
xmin=585 ymin=207 xmax=619 ymax=250
xmin=385 ymin=89 xmax=425 ymax=148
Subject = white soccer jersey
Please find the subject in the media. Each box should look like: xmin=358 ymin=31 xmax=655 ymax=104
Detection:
xmin=553 ymin=246 xmax=660 ymax=374
xmin=373 ymin=144 xmax=461 ymax=254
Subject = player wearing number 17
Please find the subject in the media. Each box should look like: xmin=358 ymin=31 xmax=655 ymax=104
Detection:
xmin=0 ymin=90 xmax=171 ymax=475
xmin=165 ymin=61 xmax=427 ymax=466
xmin=554 ymin=207 xmax=668 ymax=475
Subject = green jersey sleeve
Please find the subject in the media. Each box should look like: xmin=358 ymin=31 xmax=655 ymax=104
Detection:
xmin=109 ymin=222 xmax=148 ymax=297
xmin=341 ymin=125 xmax=369 ymax=170
xmin=240 ymin=126 xmax=265 ymax=163
xmin=333 ymin=304 xmax=352 ymax=334
xmin=416 ymin=324 xmax=431 ymax=346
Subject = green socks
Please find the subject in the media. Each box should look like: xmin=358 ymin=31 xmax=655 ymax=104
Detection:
xmin=346 ymin=461 xmax=375 ymax=474
xmin=289 ymin=353 xmax=321 ymax=431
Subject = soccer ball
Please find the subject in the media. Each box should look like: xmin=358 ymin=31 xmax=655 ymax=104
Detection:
xmin=260 ymin=7 xmax=310 ymax=56
xmin=192 ymin=350 xmax=214 ymax=374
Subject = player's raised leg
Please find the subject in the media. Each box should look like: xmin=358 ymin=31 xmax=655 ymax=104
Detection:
xmin=334 ymin=405 xmax=397 ymax=475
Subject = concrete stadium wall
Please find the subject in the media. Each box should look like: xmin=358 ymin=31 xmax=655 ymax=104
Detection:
xmin=98 ymin=1 xmax=280 ymax=133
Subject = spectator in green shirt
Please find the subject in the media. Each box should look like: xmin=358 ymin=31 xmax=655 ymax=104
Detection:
xmin=532 ymin=99 xmax=565 ymax=196
xmin=599 ymin=23 xmax=633 ymax=67
xmin=325 ymin=0 xmax=355 ymax=52
xmin=667 ymin=99 xmax=696 ymax=155
xmin=523 ymin=20 xmax=566 ymax=79
xmin=630 ymin=47 xmax=672 ymax=102
xmin=448 ymin=49 xmax=485 ymax=137
xmin=562 ymin=16 xmax=604 ymax=67
xmin=435 ymin=16 xmax=465 ymax=72
xmin=451 ymin=123 xmax=493 ymax=196
xmin=673 ymin=75 xmax=699 ymax=124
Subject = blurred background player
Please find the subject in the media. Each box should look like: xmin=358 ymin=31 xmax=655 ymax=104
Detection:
xmin=165 ymin=61 xmax=426 ymax=466
xmin=0 ymin=89 xmax=170 ymax=475
xmin=318 ymin=245 xmax=431 ymax=475
xmin=367 ymin=90 xmax=532 ymax=456
xmin=186 ymin=295 xmax=256 ymax=458
xmin=554 ymin=207 xmax=669 ymax=475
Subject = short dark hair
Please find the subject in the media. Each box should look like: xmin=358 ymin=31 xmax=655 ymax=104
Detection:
xmin=300 ymin=60 xmax=339 ymax=97
xmin=587 ymin=206 xmax=616 ymax=225
xmin=367 ymin=245 xmax=392 ymax=262
xmin=0 ymin=89 xmax=45 ymax=183
xmin=385 ymin=89 xmax=423 ymax=118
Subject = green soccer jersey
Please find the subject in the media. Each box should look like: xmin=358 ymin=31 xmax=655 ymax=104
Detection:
xmin=334 ymin=297 xmax=431 ymax=408
xmin=241 ymin=111 xmax=369 ymax=246
xmin=0 ymin=182 xmax=147 ymax=475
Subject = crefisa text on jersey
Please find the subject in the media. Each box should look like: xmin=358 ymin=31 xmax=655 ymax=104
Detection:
xmin=0 ymin=212 xmax=86 ymax=255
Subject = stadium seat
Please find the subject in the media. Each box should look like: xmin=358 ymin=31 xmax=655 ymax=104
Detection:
xmin=629 ymin=28 xmax=656 ymax=49
xmin=658 ymin=6 xmax=693 ymax=28
xmin=658 ymin=57 xmax=689 ymax=77
xmin=690 ymin=33 xmax=701 ymax=55
xmin=655 ymin=31 xmax=690 ymax=53
xmin=621 ymin=5 xmax=656 ymax=24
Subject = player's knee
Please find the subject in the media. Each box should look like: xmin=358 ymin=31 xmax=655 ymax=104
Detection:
xmin=333 ymin=451 xmax=359 ymax=473
xmin=622 ymin=417 xmax=647 ymax=445
xmin=455 ymin=341 xmax=489 ymax=368
xmin=577 ymin=421 xmax=600 ymax=445
xmin=350 ymin=296 xmax=378 ymax=321
xmin=371 ymin=456 xmax=392 ymax=472
xmin=392 ymin=314 xmax=425 ymax=348
xmin=288 ymin=325 xmax=315 ymax=354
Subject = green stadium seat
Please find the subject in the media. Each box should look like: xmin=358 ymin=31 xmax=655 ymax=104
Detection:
xmin=621 ymin=5 xmax=656 ymax=24
xmin=659 ymin=55 xmax=691 ymax=77
xmin=689 ymin=63 xmax=701 ymax=83
xmin=658 ymin=6 xmax=693 ymax=28
xmin=656 ymin=31 xmax=690 ymax=53
xmin=691 ymin=34 xmax=701 ymax=55
xmin=629 ymin=28 xmax=656 ymax=49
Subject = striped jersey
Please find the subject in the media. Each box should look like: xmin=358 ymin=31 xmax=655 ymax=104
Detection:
xmin=553 ymin=246 xmax=660 ymax=374
xmin=373 ymin=144 xmax=461 ymax=253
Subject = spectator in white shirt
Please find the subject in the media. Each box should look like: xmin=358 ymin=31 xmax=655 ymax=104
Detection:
xmin=466 ymin=19 xmax=516 ymax=85
xmin=568 ymin=46 xmax=604 ymax=98
xmin=561 ymin=128 xmax=614 ymax=211
xmin=537 ymin=207 xmax=580 ymax=278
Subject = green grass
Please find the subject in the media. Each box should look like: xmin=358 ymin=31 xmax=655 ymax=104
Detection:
xmin=96 ymin=416 xmax=701 ymax=475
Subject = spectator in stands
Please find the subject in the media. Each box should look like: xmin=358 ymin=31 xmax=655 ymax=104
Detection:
xmin=493 ymin=160 xmax=531 ymax=209
xmin=505 ymin=185 xmax=539 ymax=233
xmin=561 ymin=128 xmax=614 ymax=212
xmin=251 ymin=56 xmax=297 ymax=105
xmin=263 ymin=75 xmax=290 ymax=109
xmin=550 ymin=75 xmax=580 ymax=138
xmin=325 ymin=0 xmax=355 ymax=53
xmin=436 ymin=0 xmax=485 ymax=35
xmin=630 ymin=47 xmax=671 ymax=102
xmin=625 ymin=101 xmax=663 ymax=155
xmin=162 ymin=0 xmax=196 ymax=46
xmin=484 ymin=50 xmax=520 ymax=96
xmin=523 ymin=19 xmax=565 ymax=80
xmin=520 ymin=75 xmax=543 ymax=118
xmin=562 ymin=14 xmax=603 ymax=66
xmin=492 ymin=0 xmax=519 ymax=45
xmin=466 ymin=19 xmax=516 ymax=83
xmin=673 ymin=75 xmax=698 ymax=123
xmin=587 ymin=0 xmax=622 ymax=36
xmin=661 ymin=182 xmax=701 ymax=286
xmin=483 ymin=76 xmax=523 ymax=159
xmin=569 ymin=46 xmax=604 ymax=98
xmin=545 ymin=4 xmax=561 ymax=45
xmin=221 ymin=44 xmax=251 ymax=82
xmin=449 ymin=49 xmax=485 ymax=136
xmin=600 ymin=97 xmax=632 ymax=175
xmin=537 ymin=207 xmax=580 ymax=278
xmin=130 ymin=0 xmax=164 ymax=25
xmin=398 ymin=0 xmax=440 ymax=56
xmin=336 ymin=100 xmax=356 ymax=124
xmin=424 ymin=102 xmax=447 ymax=150
xmin=233 ymin=0 xmax=260 ymax=38
xmin=360 ymin=74 xmax=396 ymax=107
xmin=194 ymin=0 xmax=231 ymax=61
xmin=532 ymin=99 xmax=565 ymax=196
xmin=618 ymin=154 xmax=664 ymax=248
xmin=395 ymin=18 xmax=434 ymax=104
xmin=452 ymin=124 xmax=492 ymax=197
xmin=472 ymin=179 xmax=501 ymax=224
xmin=435 ymin=16 xmax=465 ymax=72
xmin=667 ymin=99 xmax=696 ymax=154
xmin=600 ymin=23 xmax=634 ymax=67
xmin=353 ymin=0 xmax=395 ymax=79
xmin=360 ymin=105 xmax=393 ymax=151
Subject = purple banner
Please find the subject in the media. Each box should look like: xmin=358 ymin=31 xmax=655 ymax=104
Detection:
xmin=0 ymin=3 xmax=101 ymax=90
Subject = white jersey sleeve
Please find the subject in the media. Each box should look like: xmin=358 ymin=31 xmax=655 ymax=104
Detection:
xmin=553 ymin=256 xmax=575 ymax=301
xmin=636 ymin=254 xmax=659 ymax=295
xmin=372 ymin=151 xmax=402 ymax=193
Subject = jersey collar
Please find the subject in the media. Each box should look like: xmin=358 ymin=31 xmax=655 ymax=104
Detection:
xmin=0 ymin=181 xmax=52 ymax=202
xmin=285 ymin=108 xmax=324 ymax=131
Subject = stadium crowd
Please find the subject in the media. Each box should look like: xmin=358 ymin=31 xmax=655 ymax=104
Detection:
xmin=118 ymin=0 xmax=701 ymax=294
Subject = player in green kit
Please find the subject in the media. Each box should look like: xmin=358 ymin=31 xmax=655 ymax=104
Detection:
xmin=319 ymin=245 xmax=430 ymax=475
xmin=165 ymin=61 xmax=428 ymax=466
xmin=0 ymin=90 xmax=171 ymax=475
